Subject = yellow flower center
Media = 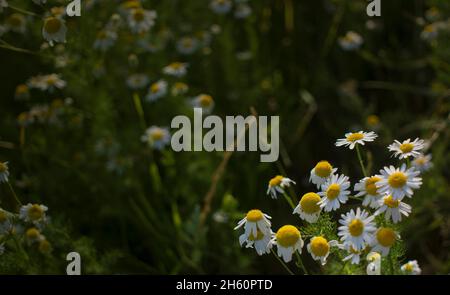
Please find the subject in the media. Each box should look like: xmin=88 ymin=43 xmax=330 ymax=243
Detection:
xmin=300 ymin=192 xmax=321 ymax=214
xmin=388 ymin=172 xmax=407 ymax=188
xmin=44 ymin=17 xmax=62 ymax=34
xmin=7 ymin=14 xmax=23 ymax=27
xmin=39 ymin=239 xmax=52 ymax=253
xmin=376 ymin=228 xmax=396 ymax=247
xmin=276 ymin=225 xmax=300 ymax=247
xmin=383 ymin=195 xmax=399 ymax=208
xmin=0 ymin=211 xmax=7 ymax=223
xmin=25 ymin=228 xmax=40 ymax=240
xmin=28 ymin=205 xmax=44 ymax=221
xmin=182 ymin=38 xmax=193 ymax=47
xmin=346 ymin=132 xmax=364 ymax=142
xmin=399 ymin=143 xmax=414 ymax=153
xmin=122 ymin=0 xmax=142 ymax=10
xmin=326 ymin=183 xmax=341 ymax=200
xmin=310 ymin=236 xmax=329 ymax=257
xmin=170 ymin=62 xmax=183 ymax=70
xmin=404 ymin=263 xmax=413 ymax=272
xmin=269 ymin=175 xmax=283 ymax=187
xmin=133 ymin=9 xmax=145 ymax=22
xmin=246 ymin=209 xmax=263 ymax=222
xmin=199 ymin=95 xmax=213 ymax=107
xmin=348 ymin=219 xmax=364 ymax=237
xmin=314 ymin=161 xmax=332 ymax=178
xmin=151 ymin=83 xmax=160 ymax=93
xmin=0 ymin=162 xmax=7 ymax=173
xmin=16 ymin=84 xmax=29 ymax=95
xmin=365 ymin=176 xmax=381 ymax=195
xmin=151 ymin=130 xmax=164 ymax=141
xmin=366 ymin=115 xmax=380 ymax=126
xmin=248 ymin=230 xmax=265 ymax=241
xmin=415 ymin=157 xmax=426 ymax=165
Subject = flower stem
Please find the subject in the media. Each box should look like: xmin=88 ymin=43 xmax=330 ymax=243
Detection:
xmin=132 ymin=93 xmax=147 ymax=131
xmin=282 ymin=192 xmax=296 ymax=210
xmin=295 ymin=252 xmax=309 ymax=275
xmin=7 ymin=181 xmax=22 ymax=208
xmin=271 ymin=248 xmax=295 ymax=275
xmin=355 ymin=145 xmax=368 ymax=177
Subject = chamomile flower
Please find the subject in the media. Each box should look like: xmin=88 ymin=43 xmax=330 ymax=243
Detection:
xmin=127 ymin=8 xmax=157 ymax=34
xmin=5 ymin=13 xmax=26 ymax=33
xmin=25 ymin=227 xmax=44 ymax=244
xmin=234 ymin=3 xmax=252 ymax=19
xmin=340 ymin=244 xmax=363 ymax=265
xmin=412 ymin=154 xmax=433 ymax=173
xmin=0 ymin=0 xmax=8 ymax=13
xmin=126 ymin=73 xmax=149 ymax=90
xmin=338 ymin=31 xmax=363 ymax=51
xmin=306 ymin=236 xmax=338 ymax=265
xmin=388 ymin=138 xmax=425 ymax=159
xmin=42 ymin=17 xmax=67 ymax=46
xmin=293 ymin=192 xmax=322 ymax=223
xmin=0 ymin=209 xmax=12 ymax=234
xmin=93 ymin=30 xmax=117 ymax=51
xmin=318 ymin=174 xmax=350 ymax=212
xmin=176 ymin=37 xmax=198 ymax=55
xmin=19 ymin=204 xmax=48 ymax=226
xmin=309 ymin=161 xmax=337 ymax=189
xmin=354 ymin=176 xmax=383 ymax=208
xmin=146 ymin=80 xmax=168 ymax=101
xmin=370 ymin=227 xmax=399 ymax=256
xmin=338 ymin=208 xmax=376 ymax=251
xmin=0 ymin=161 xmax=9 ymax=183
xmin=271 ymin=225 xmax=304 ymax=263
xmin=265 ymin=175 xmax=295 ymax=199
xmin=335 ymin=131 xmax=377 ymax=150
xmin=421 ymin=24 xmax=439 ymax=41
xmin=401 ymin=260 xmax=421 ymax=275
xmin=162 ymin=62 xmax=188 ymax=78
xmin=239 ymin=229 xmax=273 ymax=256
xmin=141 ymin=126 xmax=171 ymax=150
xmin=374 ymin=195 xmax=411 ymax=224
xmin=209 ymin=0 xmax=232 ymax=15
xmin=377 ymin=164 xmax=422 ymax=200
xmin=366 ymin=252 xmax=381 ymax=275
xmin=191 ymin=94 xmax=215 ymax=114
xmin=171 ymin=82 xmax=189 ymax=96
xmin=234 ymin=209 xmax=272 ymax=239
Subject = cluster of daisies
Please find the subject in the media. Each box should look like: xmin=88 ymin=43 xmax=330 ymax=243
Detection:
xmin=235 ymin=131 xmax=432 ymax=274
xmin=0 ymin=161 xmax=52 ymax=254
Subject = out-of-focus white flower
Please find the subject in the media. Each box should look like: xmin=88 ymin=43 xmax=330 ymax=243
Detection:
xmin=339 ymin=31 xmax=363 ymax=50
xmin=126 ymin=73 xmax=149 ymax=90
xmin=171 ymin=82 xmax=189 ymax=96
xmin=412 ymin=154 xmax=433 ymax=173
xmin=5 ymin=13 xmax=26 ymax=33
xmin=191 ymin=94 xmax=215 ymax=114
xmin=141 ymin=126 xmax=171 ymax=150
xmin=146 ymin=80 xmax=168 ymax=101
xmin=234 ymin=3 xmax=252 ymax=19
xmin=210 ymin=0 xmax=232 ymax=14
xmin=401 ymin=260 xmax=421 ymax=275
xmin=176 ymin=37 xmax=198 ymax=55
xmin=93 ymin=30 xmax=117 ymax=51
xmin=0 ymin=161 xmax=10 ymax=183
xmin=0 ymin=0 xmax=8 ymax=13
xmin=162 ymin=62 xmax=188 ymax=78
xmin=127 ymin=8 xmax=157 ymax=34
xmin=19 ymin=204 xmax=49 ymax=226
xmin=370 ymin=227 xmax=399 ymax=256
xmin=42 ymin=17 xmax=67 ymax=46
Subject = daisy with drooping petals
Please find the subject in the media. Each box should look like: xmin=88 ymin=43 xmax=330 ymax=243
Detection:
xmin=127 ymin=8 xmax=157 ymax=34
xmin=412 ymin=154 xmax=433 ymax=173
xmin=335 ymin=131 xmax=377 ymax=150
xmin=309 ymin=161 xmax=337 ymax=189
xmin=340 ymin=244 xmax=363 ymax=265
xmin=371 ymin=227 xmax=399 ymax=256
xmin=306 ymin=236 xmax=338 ymax=265
xmin=42 ymin=16 xmax=67 ymax=46
xmin=271 ymin=225 xmax=304 ymax=263
xmin=146 ymin=80 xmax=168 ymax=101
xmin=338 ymin=208 xmax=376 ymax=251
xmin=293 ymin=192 xmax=322 ymax=223
xmin=318 ymin=174 xmax=350 ymax=212
xmin=266 ymin=175 xmax=296 ymax=199
xmin=401 ymin=260 xmax=421 ymax=275
xmin=366 ymin=252 xmax=381 ymax=275
xmin=234 ymin=209 xmax=272 ymax=240
xmin=377 ymin=164 xmax=422 ymax=200
xmin=191 ymin=94 xmax=215 ymax=114
xmin=239 ymin=229 xmax=273 ymax=256
xmin=374 ymin=195 xmax=411 ymax=224
xmin=354 ymin=175 xmax=383 ymax=208
xmin=162 ymin=62 xmax=188 ymax=78
xmin=0 ymin=161 xmax=10 ymax=183
xmin=141 ymin=126 xmax=171 ymax=150
xmin=388 ymin=138 xmax=425 ymax=159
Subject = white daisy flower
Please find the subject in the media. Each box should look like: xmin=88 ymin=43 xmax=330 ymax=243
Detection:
xmin=127 ymin=8 xmax=157 ymax=34
xmin=25 ymin=227 xmax=45 ymax=244
xmin=141 ymin=126 xmax=171 ymax=150
xmin=354 ymin=175 xmax=383 ymax=208
xmin=340 ymin=244 xmax=363 ymax=265
xmin=93 ymin=30 xmax=117 ymax=51
xmin=271 ymin=225 xmax=304 ymax=263
xmin=126 ymin=73 xmax=149 ymax=90
xmin=388 ymin=138 xmax=425 ymax=159
xmin=377 ymin=164 xmax=422 ymax=200
xmin=171 ymin=82 xmax=189 ymax=96
xmin=5 ymin=13 xmax=26 ymax=33
xmin=162 ymin=62 xmax=188 ymax=78
xmin=209 ymin=0 xmax=232 ymax=15
xmin=335 ymin=131 xmax=377 ymax=150
xmin=366 ymin=252 xmax=381 ymax=275
xmin=176 ymin=37 xmax=198 ymax=55
xmin=42 ymin=17 xmax=67 ymax=46
xmin=0 ymin=209 xmax=12 ymax=235
xmin=421 ymin=24 xmax=439 ymax=41
xmin=191 ymin=94 xmax=215 ymax=114
xmin=318 ymin=174 xmax=350 ymax=212
xmin=19 ymin=204 xmax=48 ymax=226
xmin=309 ymin=160 xmax=337 ymax=189
xmin=234 ymin=209 xmax=272 ymax=240
xmin=239 ymin=229 xmax=273 ymax=256
xmin=338 ymin=31 xmax=363 ymax=51
xmin=146 ymin=80 xmax=168 ymax=101
xmin=293 ymin=192 xmax=322 ymax=223
xmin=234 ymin=3 xmax=252 ymax=19
xmin=374 ymin=195 xmax=411 ymax=224
xmin=0 ymin=0 xmax=8 ymax=13
xmin=412 ymin=154 xmax=433 ymax=173
xmin=0 ymin=161 xmax=10 ymax=183
xmin=306 ymin=236 xmax=339 ymax=265
xmin=370 ymin=227 xmax=399 ymax=256
xmin=338 ymin=208 xmax=376 ymax=251
xmin=266 ymin=175 xmax=296 ymax=199
xmin=401 ymin=260 xmax=421 ymax=275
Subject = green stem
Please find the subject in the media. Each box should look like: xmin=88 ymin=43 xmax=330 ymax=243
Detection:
xmin=271 ymin=248 xmax=295 ymax=275
xmin=132 ymin=93 xmax=147 ymax=131
xmin=295 ymin=252 xmax=309 ymax=275
xmin=7 ymin=181 xmax=22 ymax=208
xmin=282 ymin=192 xmax=296 ymax=210
xmin=9 ymin=5 xmax=41 ymax=17
xmin=355 ymin=145 xmax=368 ymax=177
